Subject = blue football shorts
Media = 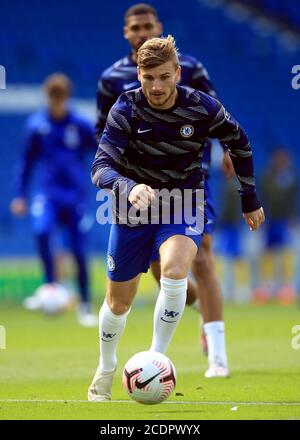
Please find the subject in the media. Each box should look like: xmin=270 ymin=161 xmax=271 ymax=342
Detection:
xmin=150 ymin=178 xmax=216 ymax=262
xmin=203 ymin=177 xmax=216 ymax=235
xmin=106 ymin=221 xmax=203 ymax=282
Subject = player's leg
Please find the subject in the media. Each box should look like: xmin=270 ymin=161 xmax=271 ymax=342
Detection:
xmin=88 ymin=275 xmax=141 ymax=402
xmin=36 ymin=232 xmax=55 ymax=283
xmin=192 ymin=234 xmax=222 ymax=321
xmin=88 ymin=223 xmax=155 ymax=401
xmin=150 ymin=259 xmax=199 ymax=306
xmin=33 ymin=198 xmax=56 ymax=283
xmin=61 ymin=205 xmax=89 ymax=303
xmin=100 ymin=275 xmax=141 ymax=369
xmin=150 ymin=234 xmax=198 ymax=353
xmin=64 ymin=204 xmax=97 ymax=326
xmin=192 ymin=233 xmax=229 ymax=377
xmin=23 ymin=197 xmax=57 ymax=310
xmin=192 ymin=179 xmax=229 ymax=377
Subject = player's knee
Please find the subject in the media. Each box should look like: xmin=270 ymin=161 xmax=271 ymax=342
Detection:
xmin=161 ymin=262 xmax=188 ymax=280
xmin=106 ymin=299 xmax=130 ymax=316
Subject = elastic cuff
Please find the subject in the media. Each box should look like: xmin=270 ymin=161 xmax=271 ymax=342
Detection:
xmin=203 ymin=321 xmax=225 ymax=332
xmin=101 ymin=299 xmax=131 ymax=320
xmin=113 ymin=178 xmax=137 ymax=199
xmin=240 ymin=193 xmax=261 ymax=213
xmin=160 ymin=276 xmax=188 ymax=291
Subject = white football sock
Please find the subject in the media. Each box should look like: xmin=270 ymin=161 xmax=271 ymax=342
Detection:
xmin=150 ymin=276 xmax=187 ymax=353
xmin=99 ymin=300 xmax=130 ymax=372
xmin=203 ymin=321 xmax=228 ymax=367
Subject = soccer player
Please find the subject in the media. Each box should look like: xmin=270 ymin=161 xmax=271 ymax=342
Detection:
xmin=10 ymin=73 xmax=98 ymax=327
xmin=88 ymin=35 xmax=264 ymax=401
xmin=259 ymin=148 xmax=297 ymax=303
xmin=96 ymin=3 xmax=234 ymax=377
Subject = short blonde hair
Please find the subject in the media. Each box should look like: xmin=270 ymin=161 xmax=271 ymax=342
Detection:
xmin=137 ymin=35 xmax=179 ymax=69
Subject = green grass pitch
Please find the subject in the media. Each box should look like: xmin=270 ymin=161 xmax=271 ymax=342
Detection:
xmin=0 ymin=297 xmax=300 ymax=420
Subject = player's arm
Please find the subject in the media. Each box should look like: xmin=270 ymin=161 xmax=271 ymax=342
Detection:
xmin=95 ymin=76 xmax=118 ymax=140
xmin=207 ymin=98 xmax=265 ymax=230
xmin=91 ymin=99 xmax=154 ymax=209
xmin=10 ymin=122 xmax=40 ymax=216
xmin=222 ymin=149 xmax=235 ymax=179
xmin=191 ymin=61 xmax=218 ymax=99
xmin=192 ymin=61 xmax=232 ymax=171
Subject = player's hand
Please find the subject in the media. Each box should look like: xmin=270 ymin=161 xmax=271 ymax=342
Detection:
xmin=10 ymin=198 xmax=28 ymax=217
xmin=243 ymin=207 xmax=265 ymax=231
xmin=222 ymin=150 xmax=235 ymax=179
xmin=128 ymin=184 xmax=155 ymax=211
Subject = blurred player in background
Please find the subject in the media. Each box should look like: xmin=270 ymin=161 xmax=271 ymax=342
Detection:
xmin=258 ymin=147 xmax=298 ymax=304
xmin=88 ymin=35 xmax=264 ymax=401
xmin=96 ymin=3 xmax=234 ymax=377
xmin=10 ymin=73 xmax=98 ymax=327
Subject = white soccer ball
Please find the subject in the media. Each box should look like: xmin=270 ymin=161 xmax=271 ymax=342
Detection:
xmin=122 ymin=351 xmax=176 ymax=405
xmin=30 ymin=283 xmax=71 ymax=315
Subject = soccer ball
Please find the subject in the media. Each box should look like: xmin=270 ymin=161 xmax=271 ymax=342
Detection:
xmin=23 ymin=283 xmax=72 ymax=315
xmin=122 ymin=351 xmax=176 ymax=405
xmin=39 ymin=283 xmax=71 ymax=314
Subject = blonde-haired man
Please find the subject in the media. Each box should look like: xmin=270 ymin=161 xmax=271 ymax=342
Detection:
xmin=88 ymin=36 xmax=264 ymax=401
xmin=97 ymin=3 xmax=236 ymax=380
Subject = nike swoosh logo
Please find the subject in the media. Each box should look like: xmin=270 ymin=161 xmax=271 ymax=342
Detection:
xmin=160 ymin=317 xmax=177 ymax=323
xmin=188 ymin=226 xmax=201 ymax=234
xmin=137 ymin=128 xmax=152 ymax=134
xmin=135 ymin=371 xmax=161 ymax=389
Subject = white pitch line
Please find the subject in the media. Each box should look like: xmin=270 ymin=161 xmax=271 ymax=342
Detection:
xmin=0 ymin=400 xmax=300 ymax=406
